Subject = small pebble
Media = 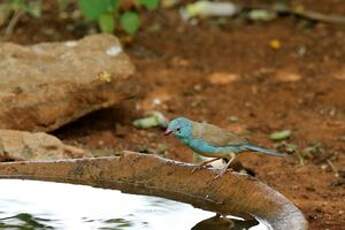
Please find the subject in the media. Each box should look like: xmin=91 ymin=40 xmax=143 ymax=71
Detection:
xmin=106 ymin=46 xmax=123 ymax=56
xmin=65 ymin=41 xmax=78 ymax=47
xmin=270 ymin=39 xmax=281 ymax=49
xmin=227 ymin=116 xmax=239 ymax=123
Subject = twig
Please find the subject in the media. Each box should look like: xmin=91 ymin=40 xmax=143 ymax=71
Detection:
xmin=244 ymin=4 xmax=345 ymax=25
xmin=294 ymin=9 xmax=345 ymax=25
xmin=327 ymin=159 xmax=339 ymax=177
xmin=3 ymin=10 xmax=24 ymax=40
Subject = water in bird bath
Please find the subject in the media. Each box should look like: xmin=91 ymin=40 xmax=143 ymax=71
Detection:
xmin=0 ymin=179 xmax=268 ymax=230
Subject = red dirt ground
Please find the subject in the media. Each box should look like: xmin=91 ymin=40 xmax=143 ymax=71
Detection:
xmin=3 ymin=1 xmax=345 ymax=229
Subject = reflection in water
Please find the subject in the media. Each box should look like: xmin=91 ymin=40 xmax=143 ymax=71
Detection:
xmin=0 ymin=213 xmax=54 ymax=229
xmin=0 ymin=180 xmax=267 ymax=230
xmin=192 ymin=214 xmax=261 ymax=230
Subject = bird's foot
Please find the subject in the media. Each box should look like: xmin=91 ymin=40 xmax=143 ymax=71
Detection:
xmin=213 ymin=153 xmax=236 ymax=179
xmin=191 ymin=157 xmax=222 ymax=174
xmin=214 ymin=168 xmax=234 ymax=179
xmin=191 ymin=165 xmax=209 ymax=174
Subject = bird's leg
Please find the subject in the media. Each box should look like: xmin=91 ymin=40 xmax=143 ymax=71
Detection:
xmin=191 ymin=157 xmax=222 ymax=174
xmin=215 ymin=153 xmax=236 ymax=178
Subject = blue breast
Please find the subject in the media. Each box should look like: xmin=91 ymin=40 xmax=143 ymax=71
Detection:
xmin=188 ymin=138 xmax=218 ymax=153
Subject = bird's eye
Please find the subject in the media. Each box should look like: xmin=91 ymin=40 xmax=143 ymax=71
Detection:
xmin=176 ymin=127 xmax=181 ymax=132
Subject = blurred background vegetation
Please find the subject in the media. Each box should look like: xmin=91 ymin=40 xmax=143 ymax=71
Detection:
xmin=2 ymin=0 xmax=344 ymax=40
xmin=0 ymin=0 xmax=160 ymax=37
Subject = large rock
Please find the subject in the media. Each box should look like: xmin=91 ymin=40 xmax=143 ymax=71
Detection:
xmin=0 ymin=129 xmax=91 ymax=161
xmin=0 ymin=34 xmax=136 ymax=132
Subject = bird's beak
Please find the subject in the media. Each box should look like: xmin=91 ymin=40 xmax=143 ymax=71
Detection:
xmin=164 ymin=129 xmax=173 ymax=136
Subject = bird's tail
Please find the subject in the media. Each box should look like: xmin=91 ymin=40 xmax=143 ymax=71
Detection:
xmin=243 ymin=143 xmax=287 ymax=157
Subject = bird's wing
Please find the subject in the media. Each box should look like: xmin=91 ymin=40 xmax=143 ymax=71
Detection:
xmin=191 ymin=121 xmax=247 ymax=147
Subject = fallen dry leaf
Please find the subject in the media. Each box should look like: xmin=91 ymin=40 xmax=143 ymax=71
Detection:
xmin=208 ymin=72 xmax=240 ymax=86
xmin=275 ymin=70 xmax=302 ymax=82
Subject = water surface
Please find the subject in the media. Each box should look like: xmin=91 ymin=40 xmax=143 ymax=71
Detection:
xmin=0 ymin=179 xmax=267 ymax=230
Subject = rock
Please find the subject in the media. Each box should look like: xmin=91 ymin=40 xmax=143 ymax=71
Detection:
xmin=0 ymin=129 xmax=91 ymax=161
xmin=0 ymin=34 xmax=136 ymax=132
xmin=207 ymin=72 xmax=239 ymax=86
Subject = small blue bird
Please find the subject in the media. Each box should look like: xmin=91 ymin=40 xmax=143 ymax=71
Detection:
xmin=165 ymin=117 xmax=286 ymax=177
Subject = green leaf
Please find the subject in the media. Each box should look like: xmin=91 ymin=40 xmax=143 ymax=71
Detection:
xmin=248 ymin=9 xmax=277 ymax=22
xmin=98 ymin=13 xmax=115 ymax=33
xmin=139 ymin=0 xmax=160 ymax=10
xmin=11 ymin=0 xmax=26 ymax=11
xmin=120 ymin=11 xmax=140 ymax=35
xmin=78 ymin=0 xmax=118 ymax=20
xmin=269 ymin=130 xmax=291 ymax=141
xmin=25 ymin=0 xmax=42 ymax=17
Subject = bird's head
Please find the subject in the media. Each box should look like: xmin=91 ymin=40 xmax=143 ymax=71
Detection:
xmin=165 ymin=117 xmax=192 ymax=139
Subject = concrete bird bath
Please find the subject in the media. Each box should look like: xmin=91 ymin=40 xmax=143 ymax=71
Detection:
xmin=0 ymin=151 xmax=308 ymax=230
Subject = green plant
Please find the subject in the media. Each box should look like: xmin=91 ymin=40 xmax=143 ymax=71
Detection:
xmin=6 ymin=0 xmax=42 ymax=17
xmin=0 ymin=0 xmax=42 ymax=36
xmin=78 ymin=0 xmax=160 ymax=35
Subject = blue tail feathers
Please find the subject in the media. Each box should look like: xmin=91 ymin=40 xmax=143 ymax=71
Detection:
xmin=243 ymin=143 xmax=286 ymax=157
